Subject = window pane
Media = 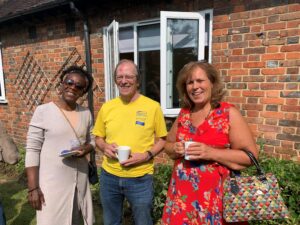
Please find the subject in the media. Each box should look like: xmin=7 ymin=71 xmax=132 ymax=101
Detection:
xmin=119 ymin=27 xmax=134 ymax=53
xmin=119 ymin=27 xmax=134 ymax=61
xmin=205 ymin=13 xmax=210 ymax=61
xmin=137 ymin=24 xmax=160 ymax=102
xmin=166 ymin=19 xmax=199 ymax=108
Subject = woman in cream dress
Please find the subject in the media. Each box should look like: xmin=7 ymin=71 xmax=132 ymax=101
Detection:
xmin=25 ymin=66 xmax=95 ymax=225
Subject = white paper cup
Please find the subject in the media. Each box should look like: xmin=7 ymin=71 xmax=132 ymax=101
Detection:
xmin=184 ymin=141 xmax=195 ymax=160
xmin=116 ymin=146 xmax=131 ymax=163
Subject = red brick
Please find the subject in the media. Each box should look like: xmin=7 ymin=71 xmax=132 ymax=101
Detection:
xmin=231 ymin=76 xmax=242 ymax=82
xmin=248 ymin=83 xmax=259 ymax=89
xmin=264 ymin=22 xmax=286 ymax=31
xmin=282 ymin=127 xmax=296 ymax=135
xmin=287 ymin=20 xmax=300 ymax=29
xmin=214 ymin=15 xmax=229 ymax=22
xmin=261 ymin=68 xmax=285 ymax=75
xmin=264 ymin=132 xmax=277 ymax=140
xmin=242 ymin=104 xmax=263 ymax=110
xmin=228 ymin=69 xmax=248 ymax=75
xmin=258 ymin=124 xmax=281 ymax=132
xmin=213 ymin=29 xmax=228 ymax=36
xmin=261 ymin=83 xmax=284 ymax=90
xmin=280 ymin=29 xmax=300 ymax=37
xmin=228 ymin=55 xmax=248 ymax=62
xmin=286 ymin=83 xmax=298 ymax=90
xmin=232 ymin=49 xmax=243 ymax=55
xmin=266 ymin=91 xmax=280 ymax=98
xmin=250 ymin=25 xmax=262 ymax=33
xmin=288 ymin=4 xmax=300 ymax=12
xmin=281 ymin=45 xmax=300 ymax=52
xmin=263 ymin=6 xmax=288 ymax=16
xmin=246 ymin=117 xmax=264 ymax=124
xmin=281 ymin=105 xmax=300 ymax=112
xmin=243 ymin=61 xmax=265 ymax=68
xmin=286 ymin=52 xmax=300 ymax=59
xmin=230 ymin=90 xmax=241 ymax=96
xmin=225 ymin=96 xmax=245 ymax=103
xmin=285 ymin=99 xmax=298 ymax=105
xmin=246 ymin=17 xmax=267 ymax=26
xmin=261 ymin=111 xmax=285 ymax=119
xmin=281 ymin=11 xmax=300 ymax=21
xmin=242 ymin=91 xmax=264 ymax=97
xmin=260 ymin=98 xmax=284 ymax=105
xmin=214 ymin=21 xmax=233 ymax=29
xmin=246 ymin=110 xmax=259 ymax=117
xmin=249 ymin=39 xmax=263 ymax=47
xmin=262 ymin=53 xmax=285 ymax=60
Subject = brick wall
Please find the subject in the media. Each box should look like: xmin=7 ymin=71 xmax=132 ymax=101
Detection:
xmin=213 ymin=2 xmax=300 ymax=161
xmin=0 ymin=0 xmax=299 ymax=162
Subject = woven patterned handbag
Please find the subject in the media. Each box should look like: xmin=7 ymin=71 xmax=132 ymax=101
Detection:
xmin=223 ymin=150 xmax=289 ymax=222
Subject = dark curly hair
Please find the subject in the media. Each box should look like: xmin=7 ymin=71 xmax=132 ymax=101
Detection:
xmin=176 ymin=61 xmax=226 ymax=110
xmin=60 ymin=65 xmax=93 ymax=94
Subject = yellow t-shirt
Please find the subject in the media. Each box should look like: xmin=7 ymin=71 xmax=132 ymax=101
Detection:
xmin=93 ymin=95 xmax=167 ymax=177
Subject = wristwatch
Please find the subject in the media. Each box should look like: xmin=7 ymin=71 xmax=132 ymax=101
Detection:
xmin=146 ymin=150 xmax=154 ymax=160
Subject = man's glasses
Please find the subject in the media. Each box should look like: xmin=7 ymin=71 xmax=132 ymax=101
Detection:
xmin=63 ymin=79 xmax=86 ymax=91
xmin=115 ymin=74 xmax=137 ymax=82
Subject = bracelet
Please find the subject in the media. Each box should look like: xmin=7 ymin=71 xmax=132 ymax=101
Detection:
xmin=28 ymin=187 xmax=39 ymax=193
xmin=146 ymin=150 xmax=154 ymax=160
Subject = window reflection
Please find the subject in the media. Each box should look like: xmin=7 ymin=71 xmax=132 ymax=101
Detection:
xmin=166 ymin=19 xmax=199 ymax=108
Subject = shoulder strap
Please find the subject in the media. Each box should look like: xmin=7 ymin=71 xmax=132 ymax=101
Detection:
xmin=53 ymin=102 xmax=81 ymax=145
xmin=54 ymin=102 xmax=96 ymax=163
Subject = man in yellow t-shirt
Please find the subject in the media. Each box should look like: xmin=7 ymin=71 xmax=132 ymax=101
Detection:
xmin=93 ymin=59 xmax=167 ymax=225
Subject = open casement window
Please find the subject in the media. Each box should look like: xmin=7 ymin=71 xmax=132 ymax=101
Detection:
xmin=0 ymin=46 xmax=6 ymax=103
xmin=103 ymin=20 xmax=119 ymax=101
xmin=103 ymin=10 xmax=212 ymax=117
xmin=160 ymin=11 xmax=207 ymax=116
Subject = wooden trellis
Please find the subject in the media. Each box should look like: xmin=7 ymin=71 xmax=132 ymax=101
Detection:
xmin=16 ymin=48 xmax=103 ymax=112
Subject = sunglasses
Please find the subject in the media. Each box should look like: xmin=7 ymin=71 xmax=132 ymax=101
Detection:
xmin=63 ymin=79 xmax=86 ymax=91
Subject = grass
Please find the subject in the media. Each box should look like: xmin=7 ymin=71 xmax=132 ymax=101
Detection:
xmin=0 ymin=174 xmax=36 ymax=225
xmin=0 ymin=163 xmax=104 ymax=225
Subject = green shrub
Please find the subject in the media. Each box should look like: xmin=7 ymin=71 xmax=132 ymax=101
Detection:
xmin=246 ymin=153 xmax=300 ymax=225
xmin=153 ymin=164 xmax=173 ymax=223
xmin=152 ymin=154 xmax=300 ymax=225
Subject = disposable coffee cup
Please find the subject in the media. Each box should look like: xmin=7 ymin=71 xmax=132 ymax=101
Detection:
xmin=116 ymin=146 xmax=131 ymax=163
xmin=184 ymin=141 xmax=195 ymax=160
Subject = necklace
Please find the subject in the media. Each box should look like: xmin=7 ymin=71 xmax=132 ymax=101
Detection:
xmin=205 ymin=107 xmax=212 ymax=120
xmin=191 ymin=106 xmax=212 ymax=120
xmin=189 ymin=106 xmax=212 ymax=134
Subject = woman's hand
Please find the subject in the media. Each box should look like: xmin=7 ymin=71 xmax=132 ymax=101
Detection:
xmin=73 ymin=143 xmax=95 ymax=157
xmin=185 ymin=142 xmax=213 ymax=161
xmin=28 ymin=188 xmax=45 ymax=210
xmin=174 ymin=142 xmax=185 ymax=157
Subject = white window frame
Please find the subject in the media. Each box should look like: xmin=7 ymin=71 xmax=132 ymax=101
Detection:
xmin=0 ymin=45 xmax=6 ymax=103
xmin=103 ymin=20 xmax=119 ymax=101
xmin=103 ymin=10 xmax=213 ymax=117
xmin=160 ymin=11 xmax=207 ymax=116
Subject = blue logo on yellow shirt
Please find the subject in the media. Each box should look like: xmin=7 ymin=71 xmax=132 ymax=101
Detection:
xmin=136 ymin=111 xmax=147 ymax=126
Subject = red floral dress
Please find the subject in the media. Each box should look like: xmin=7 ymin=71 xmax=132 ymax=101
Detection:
xmin=161 ymin=102 xmax=247 ymax=225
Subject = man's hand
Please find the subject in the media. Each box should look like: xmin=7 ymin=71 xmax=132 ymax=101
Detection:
xmin=120 ymin=152 xmax=149 ymax=167
xmin=103 ymin=143 xmax=118 ymax=159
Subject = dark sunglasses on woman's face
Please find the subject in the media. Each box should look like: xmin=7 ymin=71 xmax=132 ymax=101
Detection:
xmin=63 ymin=79 xmax=86 ymax=91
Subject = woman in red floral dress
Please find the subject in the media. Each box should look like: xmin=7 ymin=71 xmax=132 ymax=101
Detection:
xmin=161 ymin=61 xmax=258 ymax=225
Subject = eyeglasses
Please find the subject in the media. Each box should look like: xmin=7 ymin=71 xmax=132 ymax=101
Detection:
xmin=115 ymin=74 xmax=137 ymax=82
xmin=63 ymin=79 xmax=86 ymax=91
